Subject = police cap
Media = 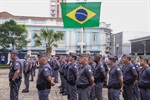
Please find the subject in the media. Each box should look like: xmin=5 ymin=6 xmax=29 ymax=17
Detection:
xmin=11 ymin=50 xmax=19 ymax=54
xmin=37 ymin=52 xmax=48 ymax=58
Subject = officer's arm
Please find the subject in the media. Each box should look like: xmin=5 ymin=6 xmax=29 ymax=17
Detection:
xmin=25 ymin=66 xmax=28 ymax=73
xmin=12 ymin=70 xmax=20 ymax=81
xmin=118 ymin=76 xmax=123 ymax=89
xmin=101 ymin=72 xmax=106 ymax=82
xmin=45 ymin=76 xmax=55 ymax=86
xmin=89 ymin=77 xmax=94 ymax=86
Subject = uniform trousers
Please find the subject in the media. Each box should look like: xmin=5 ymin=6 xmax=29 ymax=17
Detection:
xmin=38 ymin=89 xmax=50 ymax=100
xmin=10 ymin=80 xmax=22 ymax=100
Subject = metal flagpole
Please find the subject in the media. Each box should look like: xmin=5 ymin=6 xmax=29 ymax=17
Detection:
xmin=80 ymin=28 xmax=84 ymax=54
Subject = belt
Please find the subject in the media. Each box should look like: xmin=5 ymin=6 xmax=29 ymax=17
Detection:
xmin=107 ymin=84 xmax=120 ymax=89
xmin=77 ymin=84 xmax=90 ymax=89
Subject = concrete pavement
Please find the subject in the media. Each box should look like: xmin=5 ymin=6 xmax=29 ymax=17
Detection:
xmin=0 ymin=69 xmax=123 ymax=100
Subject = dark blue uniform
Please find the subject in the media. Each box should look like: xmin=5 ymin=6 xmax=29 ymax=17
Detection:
xmin=132 ymin=62 xmax=140 ymax=100
xmin=36 ymin=63 xmax=52 ymax=100
xmin=53 ymin=60 xmax=60 ymax=83
xmin=138 ymin=65 xmax=150 ymax=100
xmin=108 ymin=64 xmax=122 ymax=100
xmin=67 ymin=61 xmax=78 ymax=100
xmin=9 ymin=58 xmax=22 ymax=100
xmin=93 ymin=62 xmax=105 ymax=100
xmin=76 ymin=63 xmax=93 ymax=100
xmin=23 ymin=59 xmax=30 ymax=92
xmin=122 ymin=62 xmax=137 ymax=100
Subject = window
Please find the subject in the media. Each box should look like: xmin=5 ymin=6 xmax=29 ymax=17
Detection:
xmin=78 ymin=32 xmax=82 ymax=42
xmin=92 ymin=32 xmax=98 ymax=43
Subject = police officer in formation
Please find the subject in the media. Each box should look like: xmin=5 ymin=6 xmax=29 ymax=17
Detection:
xmin=67 ymin=53 xmax=78 ymax=100
xmin=53 ymin=57 xmax=60 ymax=83
xmin=131 ymin=55 xmax=140 ymax=100
xmin=76 ymin=53 xmax=94 ymax=100
xmin=9 ymin=50 xmax=22 ymax=100
xmin=122 ymin=54 xmax=138 ymax=100
xmin=36 ymin=52 xmax=55 ymax=100
xmin=93 ymin=54 xmax=105 ymax=100
xmin=29 ymin=56 xmax=34 ymax=81
xmin=107 ymin=55 xmax=123 ymax=100
xmin=22 ymin=54 xmax=30 ymax=93
xmin=138 ymin=55 xmax=150 ymax=100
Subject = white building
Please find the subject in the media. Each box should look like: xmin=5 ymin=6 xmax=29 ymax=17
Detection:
xmin=0 ymin=12 xmax=112 ymax=55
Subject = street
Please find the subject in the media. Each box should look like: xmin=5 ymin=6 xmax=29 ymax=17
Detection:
xmin=0 ymin=69 xmax=123 ymax=100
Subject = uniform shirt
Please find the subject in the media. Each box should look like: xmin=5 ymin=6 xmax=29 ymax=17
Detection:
xmin=67 ymin=62 xmax=78 ymax=80
xmin=139 ymin=65 xmax=150 ymax=85
xmin=53 ymin=60 xmax=60 ymax=70
xmin=23 ymin=60 xmax=30 ymax=72
xmin=89 ymin=62 xmax=96 ymax=72
xmin=93 ymin=62 xmax=105 ymax=81
xmin=36 ymin=63 xmax=52 ymax=85
xmin=9 ymin=58 xmax=22 ymax=78
xmin=102 ymin=61 xmax=108 ymax=72
xmin=132 ymin=62 xmax=140 ymax=73
xmin=63 ymin=61 xmax=71 ymax=78
xmin=122 ymin=62 xmax=137 ymax=81
xmin=76 ymin=63 xmax=93 ymax=86
xmin=108 ymin=64 xmax=122 ymax=85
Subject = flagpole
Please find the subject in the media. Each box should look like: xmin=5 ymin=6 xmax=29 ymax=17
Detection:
xmin=81 ymin=28 xmax=84 ymax=54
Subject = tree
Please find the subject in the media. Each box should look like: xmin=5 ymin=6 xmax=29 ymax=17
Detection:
xmin=33 ymin=28 xmax=63 ymax=56
xmin=0 ymin=19 xmax=30 ymax=52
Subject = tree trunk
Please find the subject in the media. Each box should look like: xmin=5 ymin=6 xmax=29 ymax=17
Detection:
xmin=46 ymin=47 xmax=52 ymax=58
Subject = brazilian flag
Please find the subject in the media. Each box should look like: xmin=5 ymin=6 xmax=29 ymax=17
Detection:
xmin=61 ymin=2 xmax=101 ymax=28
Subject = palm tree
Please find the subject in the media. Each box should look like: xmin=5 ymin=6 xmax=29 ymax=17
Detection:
xmin=33 ymin=29 xmax=63 ymax=56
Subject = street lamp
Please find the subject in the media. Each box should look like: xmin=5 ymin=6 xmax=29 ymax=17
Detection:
xmin=116 ymin=43 xmax=120 ymax=56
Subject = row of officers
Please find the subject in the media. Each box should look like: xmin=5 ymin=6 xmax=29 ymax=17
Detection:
xmin=8 ymin=50 xmax=150 ymax=100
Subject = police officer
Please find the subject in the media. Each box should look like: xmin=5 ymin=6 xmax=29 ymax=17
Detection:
xmin=9 ymin=50 xmax=22 ymax=100
xmin=107 ymin=55 xmax=123 ymax=100
xmin=93 ymin=54 xmax=105 ymax=100
xmin=67 ymin=53 xmax=78 ymax=100
xmin=36 ymin=52 xmax=55 ymax=100
xmin=138 ymin=55 xmax=150 ymax=100
xmin=76 ymin=53 xmax=94 ymax=100
xmin=29 ymin=56 xmax=34 ymax=81
xmin=122 ymin=54 xmax=138 ymax=100
xmin=88 ymin=55 xmax=96 ymax=100
xmin=63 ymin=54 xmax=71 ymax=99
xmin=131 ymin=55 xmax=140 ymax=100
xmin=53 ymin=57 xmax=60 ymax=83
xmin=33 ymin=56 xmax=36 ymax=76
xmin=22 ymin=54 xmax=30 ymax=93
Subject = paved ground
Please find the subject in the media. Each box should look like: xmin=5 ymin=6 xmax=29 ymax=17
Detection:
xmin=0 ymin=69 xmax=123 ymax=100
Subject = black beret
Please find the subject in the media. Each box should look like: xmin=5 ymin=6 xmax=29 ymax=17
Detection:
xmin=37 ymin=52 xmax=48 ymax=58
xmin=108 ymin=55 xmax=118 ymax=60
xmin=11 ymin=50 xmax=19 ymax=54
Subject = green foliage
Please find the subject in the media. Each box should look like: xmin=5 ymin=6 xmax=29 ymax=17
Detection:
xmin=33 ymin=28 xmax=63 ymax=55
xmin=0 ymin=19 xmax=30 ymax=52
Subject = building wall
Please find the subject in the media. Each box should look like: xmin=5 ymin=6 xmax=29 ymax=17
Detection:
xmin=0 ymin=13 xmax=112 ymax=55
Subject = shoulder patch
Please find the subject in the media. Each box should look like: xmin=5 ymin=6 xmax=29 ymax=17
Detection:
xmin=16 ymin=63 xmax=19 ymax=66
xmin=117 ymin=68 xmax=120 ymax=71
xmin=88 ymin=69 xmax=92 ymax=72
xmin=44 ymin=68 xmax=48 ymax=71
xmin=101 ymin=66 xmax=103 ymax=68
xmin=132 ymin=67 xmax=135 ymax=69
xmin=136 ymin=65 xmax=138 ymax=68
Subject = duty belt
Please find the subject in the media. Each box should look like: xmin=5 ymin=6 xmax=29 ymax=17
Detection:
xmin=77 ymin=84 xmax=90 ymax=89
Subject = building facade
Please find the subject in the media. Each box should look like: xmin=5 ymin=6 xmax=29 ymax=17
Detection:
xmin=0 ymin=12 xmax=112 ymax=55
xmin=111 ymin=31 xmax=150 ymax=56
xmin=50 ymin=0 xmax=66 ymax=18
xmin=130 ymin=36 xmax=150 ymax=55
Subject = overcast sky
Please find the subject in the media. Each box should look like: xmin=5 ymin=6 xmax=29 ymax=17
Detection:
xmin=0 ymin=0 xmax=149 ymax=33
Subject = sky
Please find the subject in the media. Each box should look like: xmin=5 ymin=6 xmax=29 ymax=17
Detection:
xmin=0 ymin=0 xmax=150 ymax=33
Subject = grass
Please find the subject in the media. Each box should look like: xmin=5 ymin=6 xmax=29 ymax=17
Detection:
xmin=0 ymin=64 xmax=10 ymax=67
